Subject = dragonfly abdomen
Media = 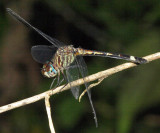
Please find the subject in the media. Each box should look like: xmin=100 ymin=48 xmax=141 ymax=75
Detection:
xmin=76 ymin=48 xmax=147 ymax=64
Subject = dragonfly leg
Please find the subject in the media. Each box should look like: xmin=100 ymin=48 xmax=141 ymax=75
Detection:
xmin=59 ymin=71 xmax=68 ymax=92
xmin=49 ymin=75 xmax=64 ymax=90
xmin=50 ymin=71 xmax=63 ymax=90
xmin=55 ymin=77 xmax=64 ymax=88
xmin=49 ymin=77 xmax=56 ymax=89
xmin=59 ymin=78 xmax=64 ymax=86
xmin=54 ymin=71 xmax=61 ymax=89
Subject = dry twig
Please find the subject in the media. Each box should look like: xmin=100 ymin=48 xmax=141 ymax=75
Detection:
xmin=45 ymin=94 xmax=56 ymax=133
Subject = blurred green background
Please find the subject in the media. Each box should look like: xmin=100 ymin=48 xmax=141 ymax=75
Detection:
xmin=0 ymin=0 xmax=160 ymax=133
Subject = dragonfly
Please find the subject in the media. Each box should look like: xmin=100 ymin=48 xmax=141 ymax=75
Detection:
xmin=7 ymin=8 xmax=147 ymax=127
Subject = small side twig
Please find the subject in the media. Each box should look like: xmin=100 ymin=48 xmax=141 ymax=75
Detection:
xmin=79 ymin=77 xmax=105 ymax=102
xmin=0 ymin=52 xmax=159 ymax=113
xmin=45 ymin=94 xmax=55 ymax=133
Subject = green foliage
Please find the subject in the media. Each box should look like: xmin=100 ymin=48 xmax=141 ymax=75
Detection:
xmin=56 ymin=96 xmax=85 ymax=129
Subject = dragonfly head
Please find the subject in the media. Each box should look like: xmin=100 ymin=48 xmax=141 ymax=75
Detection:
xmin=41 ymin=61 xmax=57 ymax=78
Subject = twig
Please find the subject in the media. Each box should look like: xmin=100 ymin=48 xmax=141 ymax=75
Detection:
xmin=45 ymin=94 xmax=56 ymax=133
xmin=0 ymin=52 xmax=159 ymax=113
xmin=79 ymin=77 xmax=105 ymax=102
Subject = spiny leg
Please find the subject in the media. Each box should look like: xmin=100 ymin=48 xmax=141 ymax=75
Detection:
xmin=50 ymin=77 xmax=64 ymax=90
xmin=58 ymin=78 xmax=64 ymax=86
xmin=50 ymin=71 xmax=60 ymax=89
xmin=50 ymin=77 xmax=56 ymax=89
xmin=59 ymin=70 xmax=68 ymax=92
xmin=56 ymin=73 xmax=60 ymax=87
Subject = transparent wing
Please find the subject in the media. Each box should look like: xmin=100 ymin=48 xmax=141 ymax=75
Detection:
xmin=7 ymin=8 xmax=66 ymax=48
xmin=31 ymin=45 xmax=57 ymax=64
xmin=75 ymin=56 xmax=98 ymax=127
xmin=66 ymin=61 xmax=80 ymax=99
xmin=76 ymin=56 xmax=90 ymax=93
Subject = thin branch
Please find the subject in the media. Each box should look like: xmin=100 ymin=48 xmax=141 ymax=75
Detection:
xmin=45 ymin=94 xmax=56 ymax=133
xmin=79 ymin=77 xmax=105 ymax=102
xmin=0 ymin=52 xmax=159 ymax=113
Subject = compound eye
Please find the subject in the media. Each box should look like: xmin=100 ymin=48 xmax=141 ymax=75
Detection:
xmin=49 ymin=66 xmax=54 ymax=73
xmin=48 ymin=63 xmax=56 ymax=73
xmin=41 ymin=61 xmax=57 ymax=78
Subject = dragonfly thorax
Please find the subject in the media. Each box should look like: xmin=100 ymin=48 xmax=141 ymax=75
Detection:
xmin=53 ymin=45 xmax=76 ymax=68
xmin=41 ymin=61 xmax=57 ymax=78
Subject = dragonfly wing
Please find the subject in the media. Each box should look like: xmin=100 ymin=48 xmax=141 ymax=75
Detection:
xmin=75 ymin=56 xmax=98 ymax=127
xmin=7 ymin=8 xmax=66 ymax=48
xmin=75 ymin=56 xmax=91 ymax=99
xmin=75 ymin=56 xmax=89 ymax=91
xmin=66 ymin=62 xmax=80 ymax=99
xmin=31 ymin=45 xmax=57 ymax=64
